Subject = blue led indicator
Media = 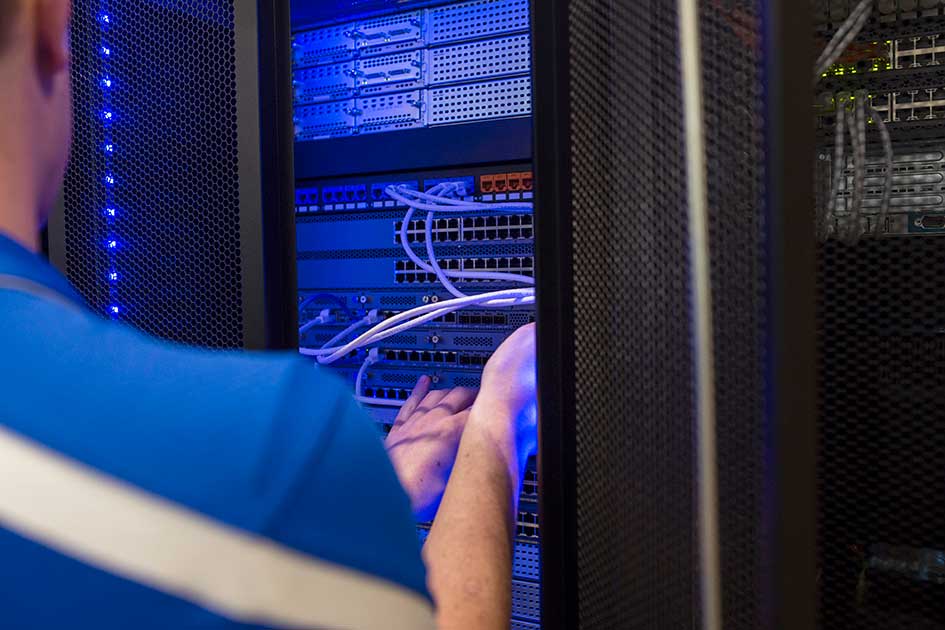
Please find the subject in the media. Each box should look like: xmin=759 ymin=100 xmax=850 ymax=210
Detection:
xmin=108 ymin=271 xmax=119 ymax=282
xmin=102 ymin=46 xmax=111 ymax=56
xmin=102 ymin=77 xmax=112 ymax=88
xmin=104 ymin=207 xmax=116 ymax=217
xmin=104 ymin=174 xmax=115 ymax=186
xmin=102 ymin=110 xmax=113 ymax=121
xmin=110 ymin=305 xmax=120 ymax=314
xmin=107 ymin=239 xmax=117 ymax=249
xmin=100 ymin=14 xmax=111 ymax=24
xmin=104 ymin=143 xmax=114 ymax=153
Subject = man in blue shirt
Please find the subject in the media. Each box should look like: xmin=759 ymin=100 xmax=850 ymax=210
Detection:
xmin=0 ymin=2 xmax=538 ymax=629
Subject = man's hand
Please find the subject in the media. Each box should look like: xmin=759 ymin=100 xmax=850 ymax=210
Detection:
xmin=385 ymin=376 xmax=476 ymax=521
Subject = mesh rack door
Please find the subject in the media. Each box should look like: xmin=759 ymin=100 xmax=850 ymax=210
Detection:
xmin=533 ymin=1 xmax=816 ymax=628
xmin=51 ymin=0 xmax=295 ymax=349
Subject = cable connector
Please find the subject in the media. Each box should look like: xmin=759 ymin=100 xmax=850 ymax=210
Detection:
xmin=365 ymin=308 xmax=381 ymax=325
xmin=366 ymin=347 xmax=381 ymax=366
xmin=314 ymin=309 xmax=332 ymax=324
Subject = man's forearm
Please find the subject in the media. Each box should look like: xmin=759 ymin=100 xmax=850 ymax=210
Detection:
xmin=423 ymin=401 xmax=524 ymax=629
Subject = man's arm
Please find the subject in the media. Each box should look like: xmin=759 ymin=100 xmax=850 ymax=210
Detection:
xmin=388 ymin=324 xmax=537 ymax=629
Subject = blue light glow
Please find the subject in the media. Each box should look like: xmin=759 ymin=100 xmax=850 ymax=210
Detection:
xmin=107 ymin=239 xmax=117 ymax=249
xmin=110 ymin=305 xmax=120 ymax=314
xmin=108 ymin=271 xmax=119 ymax=282
xmin=100 ymin=13 xmax=111 ymax=24
xmin=104 ymin=207 xmax=116 ymax=217
xmin=104 ymin=174 xmax=115 ymax=186
xmin=102 ymin=110 xmax=114 ymax=121
xmin=101 ymin=46 xmax=111 ymax=56
xmin=100 ymin=2 xmax=119 ymax=319
xmin=102 ymin=77 xmax=113 ymax=88
xmin=104 ymin=143 xmax=114 ymax=154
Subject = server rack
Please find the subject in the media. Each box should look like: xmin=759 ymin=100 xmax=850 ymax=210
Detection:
xmin=532 ymin=1 xmax=817 ymax=628
xmin=48 ymin=0 xmax=296 ymax=350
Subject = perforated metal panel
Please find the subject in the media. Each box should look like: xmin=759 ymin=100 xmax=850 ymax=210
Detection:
xmin=817 ymin=239 xmax=945 ymax=629
xmin=430 ymin=34 xmax=532 ymax=84
xmin=558 ymin=0 xmax=772 ymax=627
xmin=62 ymin=0 xmax=244 ymax=346
xmin=428 ymin=0 xmax=530 ymax=43
xmin=57 ymin=0 xmax=292 ymax=349
xmin=428 ymin=77 xmax=532 ymax=124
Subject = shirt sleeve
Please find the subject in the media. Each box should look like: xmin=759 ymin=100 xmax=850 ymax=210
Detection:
xmin=259 ymin=362 xmax=430 ymax=601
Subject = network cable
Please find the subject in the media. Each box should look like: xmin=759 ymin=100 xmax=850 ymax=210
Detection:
xmin=814 ymin=0 xmax=872 ymax=82
xmin=353 ymin=349 xmax=406 ymax=408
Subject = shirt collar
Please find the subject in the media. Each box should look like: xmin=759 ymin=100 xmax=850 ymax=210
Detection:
xmin=0 ymin=232 xmax=86 ymax=307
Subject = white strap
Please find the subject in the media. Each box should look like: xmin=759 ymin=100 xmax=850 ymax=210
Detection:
xmin=0 ymin=273 xmax=82 ymax=312
xmin=0 ymin=426 xmax=436 ymax=630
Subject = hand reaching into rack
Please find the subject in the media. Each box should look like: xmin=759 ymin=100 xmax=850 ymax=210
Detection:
xmin=385 ymin=376 xmax=476 ymax=521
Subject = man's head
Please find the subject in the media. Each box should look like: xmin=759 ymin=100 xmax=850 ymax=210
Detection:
xmin=0 ymin=0 xmax=72 ymax=251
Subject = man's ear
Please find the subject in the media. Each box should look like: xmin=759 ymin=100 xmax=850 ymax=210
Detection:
xmin=34 ymin=0 xmax=71 ymax=76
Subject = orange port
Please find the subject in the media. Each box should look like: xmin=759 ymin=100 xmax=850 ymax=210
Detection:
xmin=521 ymin=171 xmax=533 ymax=191
xmin=492 ymin=173 xmax=508 ymax=192
xmin=480 ymin=174 xmax=495 ymax=193
xmin=507 ymin=172 xmax=522 ymax=191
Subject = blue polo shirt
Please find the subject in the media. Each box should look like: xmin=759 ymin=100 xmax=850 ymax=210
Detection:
xmin=0 ymin=233 xmax=431 ymax=629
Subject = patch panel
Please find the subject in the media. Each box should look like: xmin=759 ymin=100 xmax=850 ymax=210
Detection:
xmin=357 ymin=91 xmax=424 ymax=134
xmin=379 ymin=348 xmax=491 ymax=367
xmin=395 ymin=213 xmax=534 ymax=244
xmin=480 ymin=170 xmax=533 ymax=193
xmin=395 ymin=256 xmax=534 ymax=283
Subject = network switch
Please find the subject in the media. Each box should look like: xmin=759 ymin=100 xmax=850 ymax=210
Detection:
xmin=292 ymin=0 xmax=532 ymax=140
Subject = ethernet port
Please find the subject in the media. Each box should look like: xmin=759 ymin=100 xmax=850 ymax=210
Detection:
xmin=345 ymin=188 xmax=355 ymax=201
xmin=493 ymin=174 xmax=508 ymax=192
xmin=507 ymin=174 xmax=522 ymax=191
xmin=509 ymin=228 xmax=522 ymax=239
xmin=355 ymin=186 xmax=367 ymax=201
xmin=444 ymin=313 xmax=456 ymax=323
xmin=395 ymin=220 xmax=403 ymax=231
xmin=364 ymin=388 xmax=375 ymax=397
xmin=487 ymin=259 xmax=498 ymax=269
xmin=437 ymin=218 xmax=448 ymax=230
xmin=522 ymin=173 xmax=533 ymax=190
xmin=398 ymin=390 xmax=409 ymax=400
xmin=498 ymin=229 xmax=509 ymax=239
xmin=498 ymin=258 xmax=510 ymax=269
xmin=470 ymin=315 xmax=482 ymax=325
xmin=474 ymin=217 xmax=485 ymax=228
xmin=404 ymin=273 xmax=416 ymax=283
xmin=509 ymin=215 xmax=521 ymax=226
xmin=486 ymin=216 xmax=498 ymax=227
xmin=496 ymin=314 xmax=507 ymax=325
xmin=485 ymin=230 xmax=497 ymax=240
xmin=446 ymin=352 xmax=457 ymax=363
xmin=497 ymin=215 xmax=510 ymax=227
xmin=372 ymin=188 xmax=383 ymax=200
xmin=323 ymin=190 xmax=335 ymax=202
xmin=459 ymin=355 xmax=470 ymax=365
xmin=433 ymin=352 xmax=444 ymax=363
xmin=480 ymin=175 xmax=495 ymax=193
xmin=426 ymin=273 xmax=437 ymax=282
xmin=385 ymin=350 xmax=396 ymax=361
xmin=409 ymin=351 xmax=420 ymax=362
xmin=449 ymin=218 xmax=459 ymax=229
xmin=522 ymin=215 xmax=533 ymax=225
xmin=523 ymin=228 xmax=533 ymax=239
xmin=397 ymin=350 xmax=409 ymax=361
xmin=396 ymin=261 xmax=405 ymax=271
xmin=420 ymin=351 xmax=432 ymax=362
xmin=474 ymin=259 xmax=486 ymax=270
xmin=448 ymin=259 xmax=461 ymax=271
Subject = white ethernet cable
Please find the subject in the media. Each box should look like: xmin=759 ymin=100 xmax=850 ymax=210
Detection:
xmin=825 ymin=93 xmax=848 ymax=233
xmin=354 ymin=349 xmax=406 ymax=408
xmin=814 ymin=0 xmax=873 ymax=82
xmin=298 ymin=309 xmax=332 ymax=335
xmin=868 ymin=103 xmax=894 ymax=235
xmin=300 ymin=287 xmax=534 ymax=364
xmin=388 ymin=184 xmax=536 ymax=296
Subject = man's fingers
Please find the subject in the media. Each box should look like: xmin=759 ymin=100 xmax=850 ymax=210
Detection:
xmin=394 ymin=375 xmax=432 ymax=426
xmin=413 ymin=388 xmax=449 ymax=415
xmin=438 ymin=387 xmax=478 ymax=415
